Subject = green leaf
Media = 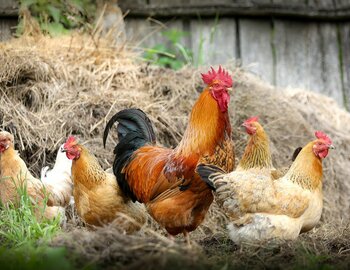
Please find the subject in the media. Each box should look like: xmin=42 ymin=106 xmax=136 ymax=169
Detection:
xmin=41 ymin=22 xmax=70 ymax=36
xmin=162 ymin=29 xmax=187 ymax=44
xmin=47 ymin=5 xmax=61 ymax=23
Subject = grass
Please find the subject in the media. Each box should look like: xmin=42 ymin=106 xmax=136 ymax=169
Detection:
xmin=0 ymin=176 xmax=60 ymax=247
xmin=0 ymin=177 xmax=85 ymax=270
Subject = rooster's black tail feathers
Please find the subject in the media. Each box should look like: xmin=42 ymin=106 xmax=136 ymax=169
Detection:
xmin=103 ymin=108 xmax=156 ymax=202
xmin=196 ymin=164 xmax=226 ymax=191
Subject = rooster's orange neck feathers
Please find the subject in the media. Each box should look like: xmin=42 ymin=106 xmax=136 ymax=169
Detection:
xmin=286 ymin=141 xmax=323 ymax=190
xmin=175 ymin=89 xmax=231 ymax=159
xmin=238 ymin=124 xmax=273 ymax=170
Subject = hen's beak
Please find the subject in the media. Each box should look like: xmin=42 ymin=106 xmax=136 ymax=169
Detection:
xmin=329 ymin=144 xmax=335 ymax=150
xmin=226 ymin=87 xmax=233 ymax=92
xmin=61 ymin=149 xmax=67 ymax=153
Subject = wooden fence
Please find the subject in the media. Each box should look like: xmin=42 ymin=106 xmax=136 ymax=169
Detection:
xmin=0 ymin=0 xmax=349 ymax=110
xmin=0 ymin=0 xmax=17 ymax=41
xmin=120 ymin=1 xmax=350 ymax=110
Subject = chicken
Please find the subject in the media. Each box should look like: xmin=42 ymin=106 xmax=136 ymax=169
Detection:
xmin=0 ymin=131 xmax=66 ymax=220
xmin=41 ymin=143 xmax=73 ymax=206
xmin=237 ymin=116 xmax=300 ymax=179
xmin=62 ymin=136 xmax=147 ymax=232
xmin=197 ymin=131 xmax=334 ymax=243
xmin=103 ymin=66 xmax=234 ymax=240
xmin=236 ymin=116 xmax=274 ymax=175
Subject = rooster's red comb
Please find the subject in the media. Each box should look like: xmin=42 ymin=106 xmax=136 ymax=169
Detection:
xmin=315 ymin=131 xmax=332 ymax=145
xmin=64 ymin=136 xmax=77 ymax=148
xmin=244 ymin=116 xmax=259 ymax=124
xmin=201 ymin=66 xmax=232 ymax=88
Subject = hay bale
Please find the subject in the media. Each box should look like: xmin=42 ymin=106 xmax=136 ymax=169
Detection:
xmin=0 ymin=33 xmax=349 ymax=226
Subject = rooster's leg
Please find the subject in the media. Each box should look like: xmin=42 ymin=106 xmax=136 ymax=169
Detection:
xmin=167 ymin=234 xmax=175 ymax=241
xmin=183 ymin=231 xmax=191 ymax=246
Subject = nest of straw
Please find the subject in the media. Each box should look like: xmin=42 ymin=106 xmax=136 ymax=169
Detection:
xmin=0 ymin=25 xmax=349 ymax=268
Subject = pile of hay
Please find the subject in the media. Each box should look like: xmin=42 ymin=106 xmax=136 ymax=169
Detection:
xmin=1 ymin=29 xmax=349 ymax=268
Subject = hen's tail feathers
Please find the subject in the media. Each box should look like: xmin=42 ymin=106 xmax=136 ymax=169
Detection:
xmin=103 ymin=108 xmax=156 ymax=202
xmin=292 ymin=147 xmax=302 ymax=162
xmin=196 ymin=164 xmax=226 ymax=191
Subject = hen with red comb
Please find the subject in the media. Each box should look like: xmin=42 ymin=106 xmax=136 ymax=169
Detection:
xmin=315 ymin=131 xmax=333 ymax=146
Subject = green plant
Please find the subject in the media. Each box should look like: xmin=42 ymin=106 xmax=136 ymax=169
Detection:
xmin=0 ymin=176 xmax=61 ymax=247
xmin=18 ymin=0 xmax=97 ymax=36
xmin=0 ymin=176 xmax=90 ymax=270
xmin=0 ymin=246 xmax=75 ymax=270
xmin=143 ymin=29 xmax=193 ymax=70
xmin=293 ymin=246 xmax=333 ymax=270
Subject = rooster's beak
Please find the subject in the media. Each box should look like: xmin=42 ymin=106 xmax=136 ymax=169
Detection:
xmin=226 ymin=87 xmax=233 ymax=92
xmin=61 ymin=149 xmax=67 ymax=153
xmin=329 ymin=144 xmax=335 ymax=149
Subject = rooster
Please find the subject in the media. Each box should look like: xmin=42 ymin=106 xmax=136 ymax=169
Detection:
xmin=40 ymin=143 xmax=73 ymax=206
xmin=0 ymin=131 xmax=67 ymax=220
xmin=62 ymin=136 xmax=147 ymax=232
xmin=197 ymin=131 xmax=334 ymax=242
xmin=103 ymin=66 xmax=234 ymax=241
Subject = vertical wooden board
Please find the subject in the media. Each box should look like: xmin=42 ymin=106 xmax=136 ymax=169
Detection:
xmin=0 ymin=0 xmax=18 ymax=12
xmin=306 ymin=0 xmax=332 ymax=8
xmin=318 ymin=23 xmax=344 ymax=106
xmin=274 ymin=20 xmax=324 ymax=93
xmin=125 ymin=18 xmax=185 ymax=48
xmin=190 ymin=18 xmax=236 ymax=66
xmin=124 ymin=18 xmax=152 ymax=46
xmin=0 ymin=19 xmax=16 ymax=41
xmin=340 ymin=23 xmax=350 ymax=109
xmin=333 ymin=0 xmax=350 ymax=8
xmin=148 ymin=20 xmax=185 ymax=48
xmin=239 ymin=19 xmax=274 ymax=84
xmin=274 ymin=20 xmax=344 ymax=107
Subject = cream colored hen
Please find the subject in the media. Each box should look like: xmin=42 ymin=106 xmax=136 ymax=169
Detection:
xmin=197 ymin=131 xmax=334 ymax=243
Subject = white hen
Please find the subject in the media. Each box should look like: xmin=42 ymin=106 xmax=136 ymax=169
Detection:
xmin=41 ymin=144 xmax=73 ymax=206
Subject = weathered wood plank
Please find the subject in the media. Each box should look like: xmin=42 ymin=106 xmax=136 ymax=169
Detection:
xmin=239 ymin=19 xmax=274 ymax=84
xmin=125 ymin=18 xmax=152 ymax=47
xmin=340 ymin=23 xmax=350 ymax=109
xmin=0 ymin=0 xmax=18 ymax=16
xmin=274 ymin=20 xmax=319 ymax=91
xmin=118 ymin=0 xmax=350 ymax=20
xmin=0 ymin=18 xmax=16 ymax=41
xmin=318 ymin=23 xmax=344 ymax=107
xmin=274 ymin=20 xmax=344 ymax=107
xmin=125 ymin=18 xmax=185 ymax=49
xmin=190 ymin=18 xmax=236 ymax=66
